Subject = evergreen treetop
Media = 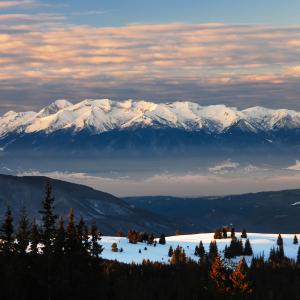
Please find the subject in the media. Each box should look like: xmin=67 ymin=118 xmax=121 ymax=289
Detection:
xmin=15 ymin=207 xmax=30 ymax=255
xmin=277 ymin=234 xmax=283 ymax=246
xmin=39 ymin=182 xmax=58 ymax=255
xmin=0 ymin=206 xmax=14 ymax=255
xmin=241 ymin=229 xmax=247 ymax=239
xmin=293 ymin=235 xmax=298 ymax=245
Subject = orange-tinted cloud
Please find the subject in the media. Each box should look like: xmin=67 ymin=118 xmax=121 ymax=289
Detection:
xmin=0 ymin=1 xmax=35 ymax=8
xmin=1 ymin=19 xmax=300 ymax=112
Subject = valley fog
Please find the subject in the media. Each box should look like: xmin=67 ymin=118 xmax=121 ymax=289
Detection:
xmin=1 ymin=154 xmax=300 ymax=197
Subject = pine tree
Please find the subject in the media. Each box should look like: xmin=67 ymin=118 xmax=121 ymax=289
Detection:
xmin=147 ymin=234 xmax=155 ymax=245
xmin=293 ymin=235 xmax=298 ymax=245
xmin=168 ymin=245 xmax=173 ymax=257
xmin=158 ymin=233 xmax=166 ymax=245
xmin=222 ymin=228 xmax=228 ymax=239
xmin=199 ymin=241 xmax=206 ymax=258
xmin=0 ymin=206 xmax=14 ymax=255
xmin=277 ymin=233 xmax=283 ymax=246
xmin=76 ymin=217 xmax=86 ymax=255
xmin=195 ymin=241 xmax=205 ymax=258
xmin=297 ymin=247 xmax=300 ymax=264
xmin=76 ymin=217 xmax=84 ymax=242
xmin=179 ymin=248 xmax=187 ymax=264
xmin=127 ymin=230 xmax=139 ymax=244
xmin=237 ymin=239 xmax=244 ymax=256
xmin=195 ymin=241 xmax=206 ymax=258
xmin=231 ymin=227 xmax=235 ymax=239
xmin=30 ymin=218 xmax=40 ymax=255
xmin=269 ymin=245 xmax=285 ymax=262
xmin=269 ymin=246 xmax=276 ymax=262
xmin=39 ymin=182 xmax=58 ymax=255
xmin=210 ymin=255 xmax=226 ymax=293
xmin=90 ymin=222 xmax=103 ymax=258
xmin=229 ymin=238 xmax=244 ymax=257
xmin=65 ymin=208 xmax=77 ymax=256
xmin=229 ymin=257 xmax=252 ymax=297
xmin=209 ymin=240 xmax=219 ymax=260
xmin=244 ymin=239 xmax=253 ymax=256
xmin=83 ymin=225 xmax=91 ymax=254
xmin=214 ymin=228 xmax=223 ymax=239
xmin=224 ymin=245 xmax=232 ymax=259
xmin=278 ymin=245 xmax=284 ymax=260
xmin=139 ymin=232 xmax=148 ymax=243
xmin=15 ymin=207 xmax=30 ymax=256
xmin=53 ymin=217 xmax=65 ymax=257
xmin=171 ymin=246 xmax=186 ymax=264
xmin=111 ymin=242 xmax=118 ymax=252
xmin=241 ymin=229 xmax=247 ymax=239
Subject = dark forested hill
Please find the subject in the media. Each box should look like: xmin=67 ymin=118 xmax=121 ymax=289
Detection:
xmin=124 ymin=190 xmax=300 ymax=233
xmin=0 ymin=174 xmax=172 ymax=234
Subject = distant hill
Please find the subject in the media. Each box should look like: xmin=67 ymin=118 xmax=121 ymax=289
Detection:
xmin=124 ymin=189 xmax=300 ymax=233
xmin=0 ymin=174 xmax=172 ymax=235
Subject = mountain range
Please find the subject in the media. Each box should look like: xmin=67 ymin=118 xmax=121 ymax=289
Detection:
xmin=1 ymin=99 xmax=300 ymax=156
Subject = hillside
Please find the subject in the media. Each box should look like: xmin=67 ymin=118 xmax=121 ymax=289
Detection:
xmin=0 ymin=174 xmax=172 ymax=234
xmin=125 ymin=189 xmax=300 ymax=233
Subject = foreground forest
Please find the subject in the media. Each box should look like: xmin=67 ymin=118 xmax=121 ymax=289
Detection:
xmin=0 ymin=184 xmax=300 ymax=300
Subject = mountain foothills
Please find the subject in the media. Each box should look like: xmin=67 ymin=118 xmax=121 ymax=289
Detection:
xmin=125 ymin=189 xmax=300 ymax=233
xmin=1 ymin=99 xmax=300 ymax=155
xmin=0 ymin=174 xmax=171 ymax=234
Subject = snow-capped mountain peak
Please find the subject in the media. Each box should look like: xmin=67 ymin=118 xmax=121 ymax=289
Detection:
xmin=37 ymin=99 xmax=73 ymax=117
xmin=1 ymin=99 xmax=300 ymax=137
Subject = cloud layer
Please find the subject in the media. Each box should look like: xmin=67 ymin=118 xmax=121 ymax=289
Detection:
xmin=1 ymin=16 xmax=300 ymax=113
xmin=15 ymin=168 xmax=300 ymax=197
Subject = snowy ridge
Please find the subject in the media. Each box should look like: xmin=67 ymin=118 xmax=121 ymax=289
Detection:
xmin=1 ymin=99 xmax=300 ymax=136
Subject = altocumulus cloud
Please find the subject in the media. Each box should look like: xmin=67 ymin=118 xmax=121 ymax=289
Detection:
xmin=1 ymin=17 xmax=300 ymax=113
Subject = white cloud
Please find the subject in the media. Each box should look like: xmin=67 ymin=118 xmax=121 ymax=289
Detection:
xmin=208 ymin=160 xmax=240 ymax=173
xmin=287 ymin=160 xmax=300 ymax=171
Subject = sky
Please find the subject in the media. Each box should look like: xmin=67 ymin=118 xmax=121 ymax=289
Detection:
xmin=1 ymin=0 xmax=300 ymax=114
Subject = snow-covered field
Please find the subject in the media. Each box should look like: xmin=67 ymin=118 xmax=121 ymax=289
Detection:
xmin=100 ymin=233 xmax=299 ymax=264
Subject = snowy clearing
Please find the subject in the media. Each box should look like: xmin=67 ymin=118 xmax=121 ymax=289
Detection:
xmin=100 ymin=232 xmax=299 ymax=264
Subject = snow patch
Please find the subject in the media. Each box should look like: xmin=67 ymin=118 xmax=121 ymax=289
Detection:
xmin=100 ymin=232 xmax=300 ymax=264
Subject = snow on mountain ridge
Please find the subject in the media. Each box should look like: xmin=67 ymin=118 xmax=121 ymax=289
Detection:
xmin=2 ymin=99 xmax=300 ymax=136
